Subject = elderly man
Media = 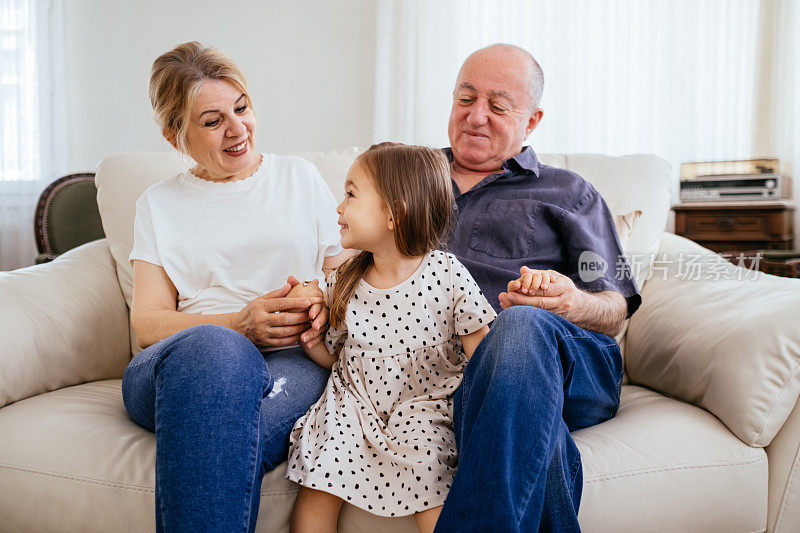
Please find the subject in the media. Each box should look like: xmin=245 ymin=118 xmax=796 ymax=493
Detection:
xmin=435 ymin=44 xmax=641 ymax=532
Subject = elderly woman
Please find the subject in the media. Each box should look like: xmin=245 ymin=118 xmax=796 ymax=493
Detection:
xmin=121 ymin=42 xmax=348 ymax=530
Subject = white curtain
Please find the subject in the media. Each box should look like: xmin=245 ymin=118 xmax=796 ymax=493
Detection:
xmin=375 ymin=0 xmax=800 ymax=245
xmin=0 ymin=0 xmax=67 ymax=271
xmin=763 ymin=0 xmax=800 ymax=233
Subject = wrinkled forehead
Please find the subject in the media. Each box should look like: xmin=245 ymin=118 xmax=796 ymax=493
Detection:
xmin=192 ymin=79 xmax=246 ymax=114
xmin=455 ymin=51 xmax=532 ymax=101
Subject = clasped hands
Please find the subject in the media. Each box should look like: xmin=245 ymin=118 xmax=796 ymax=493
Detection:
xmin=235 ymin=266 xmax=583 ymax=348
xmin=499 ymin=266 xmax=584 ymax=319
xmin=233 ymin=276 xmax=327 ymax=349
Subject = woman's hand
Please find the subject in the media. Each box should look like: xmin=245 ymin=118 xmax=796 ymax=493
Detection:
xmin=231 ymin=281 xmax=325 ymax=348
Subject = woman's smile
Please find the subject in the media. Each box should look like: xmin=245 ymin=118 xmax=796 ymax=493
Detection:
xmin=223 ymin=139 xmax=249 ymax=157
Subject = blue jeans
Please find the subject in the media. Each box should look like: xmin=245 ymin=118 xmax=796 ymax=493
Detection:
xmin=121 ymin=325 xmax=329 ymax=533
xmin=435 ymin=306 xmax=623 ymax=532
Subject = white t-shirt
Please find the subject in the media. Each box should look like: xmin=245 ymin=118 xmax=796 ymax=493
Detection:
xmin=129 ymin=154 xmax=342 ymax=316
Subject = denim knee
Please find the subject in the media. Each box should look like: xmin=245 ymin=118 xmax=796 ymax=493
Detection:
xmin=164 ymin=324 xmax=267 ymax=380
xmin=122 ymin=325 xmax=269 ymax=431
xmin=492 ymin=305 xmax=559 ymax=336
xmin=484 ymin=306 xmax=561 ymax=360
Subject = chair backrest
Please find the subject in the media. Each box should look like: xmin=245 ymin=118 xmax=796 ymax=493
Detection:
xmin=34 ymin=173 xmax=106 ymax=263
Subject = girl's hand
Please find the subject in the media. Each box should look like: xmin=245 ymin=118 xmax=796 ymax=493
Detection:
xmin=303 ymin=304 xmax=328 ymax=348
xmin=231 ymin=282 xmax=324 ymax=348
xmin=506 ymin=266 xmax=555 ymax=295
xmin=285 ymin=277 xmax=329 ymax=347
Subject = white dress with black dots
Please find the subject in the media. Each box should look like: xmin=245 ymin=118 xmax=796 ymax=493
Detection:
xmin=287 ymin=250 xmax=496 ymax=517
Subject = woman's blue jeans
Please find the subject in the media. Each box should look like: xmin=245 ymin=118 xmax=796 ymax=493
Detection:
xmin=435 ymin=306 xmax=623 ymax=533
xmin=121 ymin=324 xmax=329 ymax=532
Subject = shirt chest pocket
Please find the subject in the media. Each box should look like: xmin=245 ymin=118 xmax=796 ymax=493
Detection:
xmin=468 ymin=198 xmax=542 ymax=259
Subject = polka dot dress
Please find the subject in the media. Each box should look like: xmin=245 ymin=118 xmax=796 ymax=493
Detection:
xmin=287 ymin=250 xmax=496 ymax=517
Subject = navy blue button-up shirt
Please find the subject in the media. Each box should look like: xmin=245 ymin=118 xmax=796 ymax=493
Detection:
xmin=444 ymin=146 xmax=641 ymax=317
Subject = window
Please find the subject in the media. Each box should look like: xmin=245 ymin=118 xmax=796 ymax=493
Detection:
xmin=1 ymin=0 xmax=41 ymax=182
xmin=0 ymin=0 xmax=65 ymax=270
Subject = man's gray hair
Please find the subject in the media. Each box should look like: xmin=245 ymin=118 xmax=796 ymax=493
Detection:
xmin=482 ymin=43 xmax=544 ymax=111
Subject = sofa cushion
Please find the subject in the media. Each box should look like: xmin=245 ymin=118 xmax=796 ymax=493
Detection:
xmin=574 ymin=385 xmax=766 ymax=532
xmin=0 ymin=240 xmax=130 ymax=408
xmin=0 ymin=381 xmax=765 ymax=532
xmin=626 ymin=233 xmax=800 ymax=447
xmin=539 ymin=154 xmax=672 ymax=292
xmin=291 ymin=147 xmax=364 ymax=203
xmin=0 ymin=380 xmax=299 ymax=533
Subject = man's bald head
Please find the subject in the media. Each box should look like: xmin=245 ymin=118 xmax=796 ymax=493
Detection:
xmin=462 ymin=44 xmax=544 ymax=111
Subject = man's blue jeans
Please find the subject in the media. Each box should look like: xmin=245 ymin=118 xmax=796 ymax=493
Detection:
xmin=435 ymin=306 xmax=623 ymax=532
xmin=121 ymin=325 xmax=329 ymax=532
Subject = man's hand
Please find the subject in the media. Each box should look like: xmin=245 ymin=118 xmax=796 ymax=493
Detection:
xmin=499 ymin=266 xmax=627 ymax=336
xmin=500 ymin=266 xmax=583 ymax=319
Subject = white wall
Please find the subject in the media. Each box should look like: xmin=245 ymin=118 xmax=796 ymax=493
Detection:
xmin=63 ymin=0 xmax=376 ymax=172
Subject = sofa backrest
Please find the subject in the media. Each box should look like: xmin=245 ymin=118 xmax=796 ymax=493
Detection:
xmin=95 ymin=148 xmax=672 ymax=316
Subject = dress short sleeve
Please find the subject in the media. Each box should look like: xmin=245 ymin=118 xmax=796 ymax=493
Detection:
xmin=129 ymin=193 xmax=161 ymax=267
xmin=448 ymin=254 xmax=497 ymax=336
xmin=324 ymin=268 xmax=348 ymax=354
xmin=312 ymin=166 xmax=343 ymax=259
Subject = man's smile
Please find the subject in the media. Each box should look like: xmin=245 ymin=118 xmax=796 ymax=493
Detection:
xmin=464 ymin=130 xmax=489 ymax=139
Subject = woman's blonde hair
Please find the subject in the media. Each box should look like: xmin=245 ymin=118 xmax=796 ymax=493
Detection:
xmin=329 ymin=142 xmax=453 ymax=329
xmin=149 ymin=41 xmax=251 ymax=153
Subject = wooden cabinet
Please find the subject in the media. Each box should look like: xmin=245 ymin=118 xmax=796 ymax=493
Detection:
xmin=673 ymin=202 xmax=795 ymax=253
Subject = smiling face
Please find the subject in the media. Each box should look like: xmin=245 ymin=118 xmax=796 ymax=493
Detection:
xmin=336 ymin=163 xmax=394 ymax=253
xmin=183 ymin=79 xmax=259 ymax=182
xmin=447 ymin=47 xmax=543 ymax=173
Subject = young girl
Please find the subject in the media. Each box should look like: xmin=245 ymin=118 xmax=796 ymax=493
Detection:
xmin=286 ymin=143 xmax=496 ymax=532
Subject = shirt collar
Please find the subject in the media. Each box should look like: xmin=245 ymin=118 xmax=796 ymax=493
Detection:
xmin=443 ymin=146 xmax=541 ymax=178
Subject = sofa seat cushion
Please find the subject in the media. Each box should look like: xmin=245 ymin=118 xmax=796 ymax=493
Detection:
xmin=0 ymin=380 xmax=297 ymax=533
xmin=0 ymin=382 xmax=766 ymax=532
xmin=575 ymin=385 xmax=767 ymax=532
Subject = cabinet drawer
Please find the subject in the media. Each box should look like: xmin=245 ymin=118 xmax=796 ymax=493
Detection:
xmin=686 ymin=212 xmax=770 ymax=239
xmin=675 ymin=209 xmax=793 ymax=242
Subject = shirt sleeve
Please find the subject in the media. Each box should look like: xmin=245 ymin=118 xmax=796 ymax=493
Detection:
xmin=448 ymin=254 xmax=497 ymax=335
xmin=311 ymin=165 xmax=344 ymax=259
xmin=128 ymin=192 xmax=161 ymax=267
xmin=558 ymin=186 xmax=642 ymax=317
xmin=324 ymin=268 xmax=348 ymax=354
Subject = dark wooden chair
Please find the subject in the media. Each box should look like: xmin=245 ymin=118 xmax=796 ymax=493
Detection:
xmin=34 ymin=173 xmax=106 ymax=264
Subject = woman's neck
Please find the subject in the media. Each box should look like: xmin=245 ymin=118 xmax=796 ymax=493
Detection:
xmin=366 ymin=248 xmax=424 ymax=289
xmin=191 ymin=154 xmax=263 ymax=183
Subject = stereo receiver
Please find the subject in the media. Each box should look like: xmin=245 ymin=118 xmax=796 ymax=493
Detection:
xmin=679 ymin=174 xmax=791 ymax=202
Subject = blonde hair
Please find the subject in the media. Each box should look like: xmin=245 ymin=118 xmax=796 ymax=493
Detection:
xmin=329 ymin=143 xmax=453 ymax=329
xmin=149 ymin=41 xmax=252 ymax=153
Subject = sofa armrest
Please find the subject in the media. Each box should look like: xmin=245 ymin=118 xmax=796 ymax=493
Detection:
xmin=626 ymin=232 xmax=800 ymax=447
xmin=0 ymin=239 xmax=130 ymax=408
xmin=767 ymin=395 xmax=800 ymax=532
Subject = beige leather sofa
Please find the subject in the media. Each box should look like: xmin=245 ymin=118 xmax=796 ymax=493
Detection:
xmin=2 ymin=149 xmax=799 ymax=533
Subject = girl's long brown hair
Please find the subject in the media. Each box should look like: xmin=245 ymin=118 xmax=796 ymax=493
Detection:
xmin=329 ymin=142 xmax=453 ymax=329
